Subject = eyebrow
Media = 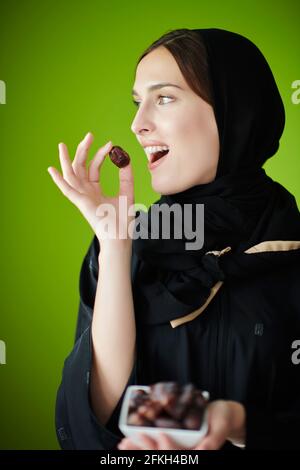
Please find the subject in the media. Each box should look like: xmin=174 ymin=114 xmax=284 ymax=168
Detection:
xmin=132 ymin=82 xmax=183 ymax=96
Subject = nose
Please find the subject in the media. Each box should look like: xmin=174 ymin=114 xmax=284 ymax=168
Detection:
xmin=130 ymin=106 xmax=154 ymax=136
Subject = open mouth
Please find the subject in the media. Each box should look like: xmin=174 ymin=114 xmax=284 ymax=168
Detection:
xmin=151 ymin=149 xmax=169 ymax=163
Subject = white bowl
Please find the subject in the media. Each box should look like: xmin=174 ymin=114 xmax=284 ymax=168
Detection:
xmin=118 ymin=385 xmax=209 ymax=449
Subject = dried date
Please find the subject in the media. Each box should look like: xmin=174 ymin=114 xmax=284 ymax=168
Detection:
xmin=126 ymin=381 xmax=208 ymax=431
xmin=109 ymin=145 xmax=130 ymax=168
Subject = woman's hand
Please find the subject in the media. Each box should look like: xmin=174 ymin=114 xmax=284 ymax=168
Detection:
xmin=117 ymin=400 xmax=246 ymax=451
xmin=48 ymin=132 xmax=135 ymax=250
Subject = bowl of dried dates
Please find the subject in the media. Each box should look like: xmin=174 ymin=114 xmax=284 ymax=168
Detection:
xmin=118 ymin=381 xmax=210 ymax=448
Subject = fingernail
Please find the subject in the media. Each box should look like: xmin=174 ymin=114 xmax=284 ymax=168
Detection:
xmin=83 ymin=132 xmax=92 ymax=141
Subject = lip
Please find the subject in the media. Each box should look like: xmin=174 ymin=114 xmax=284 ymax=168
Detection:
xmin=142 ymin=140 xmax=168 ymax=148
xmin=147 ymin=150 xmax=170 ymax=171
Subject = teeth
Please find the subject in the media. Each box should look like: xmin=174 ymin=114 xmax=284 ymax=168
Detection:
xmin=144 ymin=145 xmax=169 ymax=156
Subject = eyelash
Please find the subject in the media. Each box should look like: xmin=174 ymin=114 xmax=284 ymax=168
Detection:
xmin=132 ymin=95 xmax=174 ymax=107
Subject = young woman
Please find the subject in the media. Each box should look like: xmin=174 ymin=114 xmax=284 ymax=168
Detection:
xmin=49 ymin=28 xmax=300 ymax=450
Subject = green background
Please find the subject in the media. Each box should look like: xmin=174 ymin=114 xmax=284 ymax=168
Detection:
xmin=0 ymin=0 xmax=299 ymax=450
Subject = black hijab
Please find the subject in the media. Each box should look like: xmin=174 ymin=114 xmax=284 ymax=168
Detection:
xmin=132 ymin=28 xmax=300 ymax=327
